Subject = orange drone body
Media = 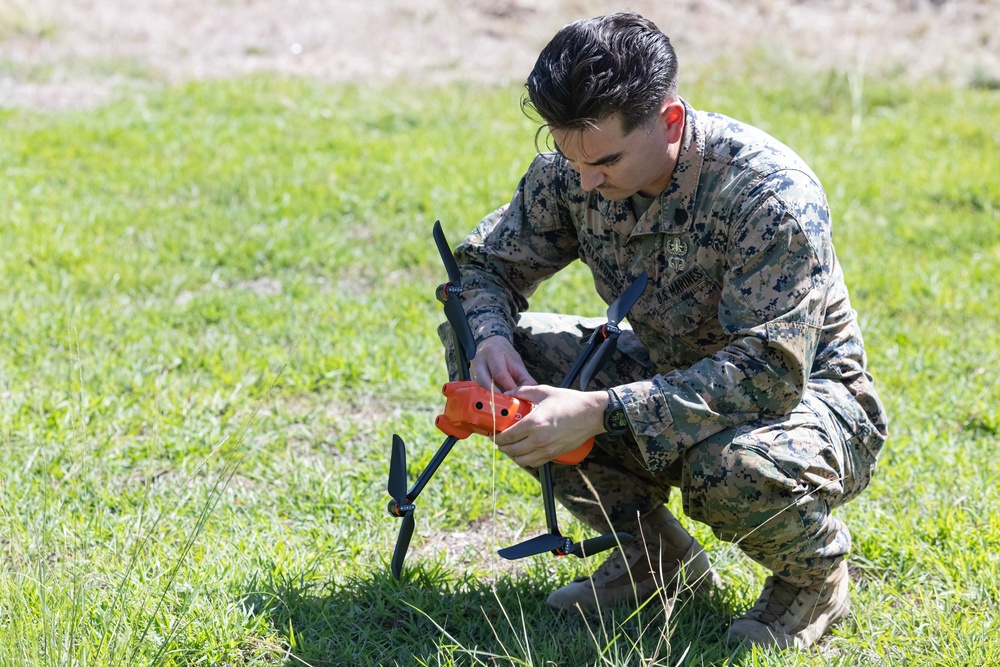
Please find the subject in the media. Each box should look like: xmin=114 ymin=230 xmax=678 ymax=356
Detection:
xmin=435 ymin=381 xmax=593 ymax=465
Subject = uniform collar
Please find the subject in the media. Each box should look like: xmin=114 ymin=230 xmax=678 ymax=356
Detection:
xmin=596 ymin=99 xmax=704 ymax=238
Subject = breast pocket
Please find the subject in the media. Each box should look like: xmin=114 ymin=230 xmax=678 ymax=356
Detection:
xmin=654 ymin=267 xmax=721 ymax=333
xmin=644 ymin=267 xmax=724 ymax=366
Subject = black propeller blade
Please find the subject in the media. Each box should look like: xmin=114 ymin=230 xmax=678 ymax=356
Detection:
xmin=578 ymin=335 xmax=620 ymax=392
xmin=388 ymin=434 xmax=407 ymax=503
xmin=387 ymin=434 xmax=416 ymax=580
xmin=443 ymin=298 xmax=477 ymax=366
xmin=433 ymin=220 xmax=463 ymax=286
xmin=497 ymin=533 xmax=568 ymax=560
xmin=579 ymin=272 xmax=648 ymax=390
xmin=433 ymin=221 xmax=477 ymax=364
xmin=498 ymin=530 xmax=633 ymax=560
xmin=607 ymin=271 xmax=649 ymax=326
xmin=391 ymin=511 xmax=415 ymax=580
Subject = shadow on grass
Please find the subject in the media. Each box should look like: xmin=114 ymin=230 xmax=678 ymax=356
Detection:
xmin=243 ymin=560 xmax=745 ymax=666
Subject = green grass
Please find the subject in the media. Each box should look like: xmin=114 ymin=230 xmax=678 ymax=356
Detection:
xmin=1 ymin=68 xmax=998 ymax=666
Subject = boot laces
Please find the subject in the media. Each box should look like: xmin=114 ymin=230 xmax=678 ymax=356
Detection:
xmin=755 ymin=577 xmax=803 ymax=625
xmin=584 ymin=541 xmax=653 ymax=586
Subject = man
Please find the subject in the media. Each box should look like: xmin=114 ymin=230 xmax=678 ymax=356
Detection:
xmin=440 ymin=12 xmax=887 ymax=651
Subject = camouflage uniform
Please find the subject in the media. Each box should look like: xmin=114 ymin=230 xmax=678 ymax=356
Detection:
xmin=440 ymin=101 xmax=888 ymax=587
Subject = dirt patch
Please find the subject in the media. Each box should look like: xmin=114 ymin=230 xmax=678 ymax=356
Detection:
xmin=2 ymin=0 xmax=999 ymax=111
xmin=407 ymin=513 xmax=535 ymax=580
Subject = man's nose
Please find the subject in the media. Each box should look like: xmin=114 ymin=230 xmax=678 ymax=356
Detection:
xmin=579 ymin=167 xmax=605 ymax=191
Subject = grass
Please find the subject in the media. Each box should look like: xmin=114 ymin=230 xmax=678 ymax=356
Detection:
xmin=0 ymin=64 xmax=998 ymax=665
xmin=0 ymin=0 xmax=57 ymax=40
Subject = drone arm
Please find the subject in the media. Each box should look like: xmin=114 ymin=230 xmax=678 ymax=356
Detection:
xmin=406 ymin=434 xmax=460 ymax=503
xmin=540 ymin=462 xmax=561 ymax=536
xmin=559 ymin=328 xmax=602 ymax=390
xmin=454 ymin=329 xmax=471 ymax=382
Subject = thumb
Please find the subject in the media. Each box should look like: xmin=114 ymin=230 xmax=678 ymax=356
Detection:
xmin=505 ymin=384 xmax=548 ymax=402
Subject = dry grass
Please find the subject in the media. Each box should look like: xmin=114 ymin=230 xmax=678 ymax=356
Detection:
xmin=2 ymin=0 xmax=999 ymax=110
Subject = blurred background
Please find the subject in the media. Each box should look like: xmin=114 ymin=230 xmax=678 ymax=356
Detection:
xmin=2 ymin=0 xmax=999 ymax=111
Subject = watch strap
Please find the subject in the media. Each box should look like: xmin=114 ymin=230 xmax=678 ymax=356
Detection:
xmin=603 ymin=388 xmax=629 ymax=435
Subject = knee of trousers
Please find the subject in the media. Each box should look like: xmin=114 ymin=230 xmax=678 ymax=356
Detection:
xmin=680 ymin=437 xmax=810 ymax=549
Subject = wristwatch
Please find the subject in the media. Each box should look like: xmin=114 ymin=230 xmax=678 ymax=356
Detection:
xmin=603 ymin=389 xmax=630 ymax=436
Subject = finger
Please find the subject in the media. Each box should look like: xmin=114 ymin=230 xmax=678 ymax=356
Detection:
xmin=516 ymin=453 xmax=545 ymax=469
xmin=494 ymin=430 xmax=509 ymax=446
xmin=494 ymin=422 xmax=526 ymax=447
xmin=502 ymin=351 xmax=537 ymax=387
xmin=468 ymin=363 xmax=487 ymax=389
xmin=471 ymin=355 xmax=502 ymax=389
xmin=512 ymin=366 xmax=538 ymax=387
xmin=487 ymin=360 xmax=519 ymax=392
xmin=510 ymin=447 xmax=549 ymax=469
xmin=501 ymin=445 xmax=541 ymax=469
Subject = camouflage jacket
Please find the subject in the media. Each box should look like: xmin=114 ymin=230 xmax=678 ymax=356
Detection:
xmin=454 ymin=101 xmax=888 ymax=472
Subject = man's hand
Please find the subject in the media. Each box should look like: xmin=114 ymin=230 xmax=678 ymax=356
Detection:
xmin=470 ymin=335 xmax=537 ymax=392
xmin=494 ymin=385 xmax=609 ymax=468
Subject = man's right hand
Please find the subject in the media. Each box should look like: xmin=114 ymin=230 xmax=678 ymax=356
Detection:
xmin=470 ymin=335 xmax=537 ymax=392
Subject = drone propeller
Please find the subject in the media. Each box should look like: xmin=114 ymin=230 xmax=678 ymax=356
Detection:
xmin=387 ymin=434 xmax=416 ymax=580
xmin=433 ymin=220 xmax=477 ymax=364
xmin=387 ymin=434 xmax=407 ymax=503
xmin=383 ymin=222 xmax=484 ymax=581
xmin=498 ymin=530 xmax=632 ymax=560
xmin=497 ymin=533 xmax=567 ymax=560
xmin=578 ymin=272 xmax=649 ymax=390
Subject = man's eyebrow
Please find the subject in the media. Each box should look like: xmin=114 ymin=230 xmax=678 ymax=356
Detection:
xmin=588 ymin=151 xmax=624 ymax=166
xmin=551 ymin=140 xmax=623 ymax=166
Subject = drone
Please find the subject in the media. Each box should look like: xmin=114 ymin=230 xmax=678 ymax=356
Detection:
xmin=386 ymin=220 xmax=648 ymax=580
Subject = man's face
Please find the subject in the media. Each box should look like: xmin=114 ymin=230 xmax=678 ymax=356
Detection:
xmin=550 ymin=103 xmax=682 ymax=201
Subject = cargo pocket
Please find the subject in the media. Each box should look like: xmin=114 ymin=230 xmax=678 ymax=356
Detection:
xmin=814 ymin=386 xmax=881 ymax=505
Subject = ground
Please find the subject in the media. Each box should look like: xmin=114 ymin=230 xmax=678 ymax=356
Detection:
xmin=1 ymin=0 xmax=999 ymax=111
xmin=0 ymin=0 xmax=997 ymax=577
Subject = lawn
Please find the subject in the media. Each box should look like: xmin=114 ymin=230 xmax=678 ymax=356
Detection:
xmin=1 ymin=66 xmax=998 ymax=665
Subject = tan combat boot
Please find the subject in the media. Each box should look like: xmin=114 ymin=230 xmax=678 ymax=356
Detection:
xmin=727 ymin=558 xmax=850 ymax=650
xmin=546 ymin=506 xmax=720 ymax=612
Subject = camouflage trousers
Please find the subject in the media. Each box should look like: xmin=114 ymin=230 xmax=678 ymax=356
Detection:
xmin=440 ymin=312 xmax=867 ymax=587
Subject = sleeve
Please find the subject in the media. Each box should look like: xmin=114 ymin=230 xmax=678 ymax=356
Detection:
xmin=453 ymin=153 xmax=582 ymax=344
xmin=617 ymin=170 xmax=834 ymax=473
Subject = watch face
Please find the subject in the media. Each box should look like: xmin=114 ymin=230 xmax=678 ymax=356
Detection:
xmin=609 ymin=408 xmax=628 ymax=432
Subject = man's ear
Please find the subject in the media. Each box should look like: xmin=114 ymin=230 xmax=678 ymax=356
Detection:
xmin=661 ymin=99 xmax=685 ymax=142
xmin=660 ymin=99 xmax=684 ymax=143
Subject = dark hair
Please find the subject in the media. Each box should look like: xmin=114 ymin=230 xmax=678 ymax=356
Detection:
xmin=523 ymin=12 xmax=679 ymax=135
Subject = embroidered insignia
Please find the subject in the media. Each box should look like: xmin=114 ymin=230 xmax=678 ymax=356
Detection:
xmin=667 ymin=237 xmax=688 ymax=256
